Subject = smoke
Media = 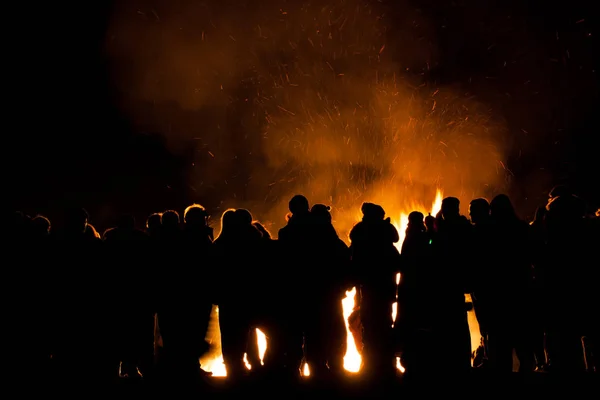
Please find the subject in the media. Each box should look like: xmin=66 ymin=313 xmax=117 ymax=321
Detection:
xmin=107 ymin=0 xmax=509 ymax=237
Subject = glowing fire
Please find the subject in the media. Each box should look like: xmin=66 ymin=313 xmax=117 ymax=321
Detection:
xmin=393 ymin=189 xmax=444 ymax=249
xmin=201 ymin=189 xmax=480 ymax=376
xmin=199 ymin=305 xmax=267 ymax=377
xmin=339 ymin=189 xmax=444 ymax=375
xmin=342 ymin=287 xmax=361 ymax=372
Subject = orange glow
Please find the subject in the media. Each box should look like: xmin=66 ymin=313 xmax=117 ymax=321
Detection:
xmin=302 ymin=362 xmax=311 ymax=376
xmin=338 ymin=188 xmax=479 ymax=374
xmin=342 ymin=287 xmax=361 ymax=372
xmin=256 ymin=329 xmax=267 ymax=365
xmin=393 ymin=189 xmax=444 ymax=250
xmin=199 ymin=305 xmax=227 ymax=376
xmin=465 ymin=293 xmax=482 ymax=363
xmin=201 ymin=188 xmax=480 ymax=376
xmin=199 ymin=306 xmax=267 ymax=377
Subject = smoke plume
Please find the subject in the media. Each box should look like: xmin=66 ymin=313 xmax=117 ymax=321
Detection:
xmin=107 ymin=0 xmax=509 ymax=236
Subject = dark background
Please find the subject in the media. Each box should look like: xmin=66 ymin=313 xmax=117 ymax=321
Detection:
xmin=7 ymin=0 xmax=598 ymax=230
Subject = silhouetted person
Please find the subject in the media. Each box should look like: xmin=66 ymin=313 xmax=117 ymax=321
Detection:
xmin=183 ymin=204 xmax=214 ymax=244
xmin=349 ymin=202 xmax=400 ymax=379
xmin=484 ymin=194 xmax=535 ymax=372
xmin=396 ymin=211 xmax=438 ymax=376
xmin=546 ymin=185 xmax=586 ymax=222
xmin=274 ymin=195 xmax=313 ymax=375
xmin=278 ymin=195 xmax=311 ymax=243
xmin=530 ymin=206 xmax=547 ymax=241
xmin=468 ymin=197 xmax=493 ymax=367
xmin=160 ymin=210 xmax=182 ymax=241
xmin=253 ymin=221 xmax=270 ymax=239
xmin=214 ymin=208 xmax=263 ymax=378
xmin=31 ymin=214 xmax=51 ymax=238
xmin=544 ymin=188 xmax=589 ymax=372
xmin=156 ymin=209 xmax=201 ymax=380
xmin=103 ymin=214 xmax=146 ymax=241
xmin=548 ymin=184 xmax=572 ymax=199
xmin=181 ymin=204 xmax=215 ymax=376
xmin=583 ymin=210 xmax=600 ymax=372
xmin=146 ymin=212 xmax=162 ymax=239
xmin=246 ymin=221 xmax=274 ymax=372
xmin=9 ymin=213 xmax=52 ymax=377
xmin=8 ymin=211 xmax=33 ymax=245
xmin=424 ymin=213 xmax=436 ymax=236
xmin=103 ymin=214 xmax=153 ymax=379
xmin=530 ymin=206 xmax=549 ymax=370
xmin=302 ymin=204 xmax=350 ymax=378
xmin=50 ymin=207 xmax=113 ymax=383
xmin=431 ymin=197 xmax=473 ymax=376
xmin=85 ymin=223 xmax=101 ymax=239
xmin=469 ymin=198 xmax=490 ymax=225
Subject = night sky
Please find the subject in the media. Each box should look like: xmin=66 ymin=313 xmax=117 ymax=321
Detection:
xmin=8 ymin=0 xmax=598 ymax=230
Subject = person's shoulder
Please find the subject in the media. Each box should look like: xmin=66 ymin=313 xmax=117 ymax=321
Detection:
xmin=277 ymin=225 xmax=289 ymax=237
xmin=348 ymin=221 xmax=364 ymax=238
xmin=134 ymin=228 xmax=149 ymax=239
xmin=458 ymin=216 xmax=473 ymax=229
xmin=336 ymin=237 xmax=349 ymax=249
xmin=102 ymin=227 xmax=116 ymax=240
xmin=351 ymin=221 xmax=365 ymax=230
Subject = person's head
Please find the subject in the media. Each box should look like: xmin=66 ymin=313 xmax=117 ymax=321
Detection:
xmin=311 ymin=204 xmax=332 ymax=224
xmin=469 ymin=198 xmax=490 ymax=224
xmin=406 ymin=211 xmax=424 ymax=234
xmin=424 ymin=213 xmax=436 ymax=232
xmin=361 ymin=202 xmax=385 ymax=221
xmin=86 ymin=223 xmax=100 ymax=238
xmin=549 ymin=184 xmax=571 ymax=199
xmin=253 ymin=221 xmax=272 ymax=239
xmin=441 ymin=197 xmax=460 ymax=219
xmin=490 ymin=194 xmax=516 ymax=220
xmin=289 ymin=195 xmax=310 ymax=215
xmin=219 ymin=208 xmax=237 ymax=236
xmin=234 ymin=209 xmax=253 ymax=225
xmin=162 ymin=210 xmax=180 ymax=228
xmin=32 ymin=215 xmax=51 ymax=235
xmin=146 ymin=213 xmax=162 ymax=230
xmin=408 ymin=211 xmax=425 ymax=226
xmin=64 ymin=207 xmax=89 ymax=233
xmin=546 ymin=194 xmax=586 ymax=220
xmin=184 ymin=204 xmax=209 ymax=226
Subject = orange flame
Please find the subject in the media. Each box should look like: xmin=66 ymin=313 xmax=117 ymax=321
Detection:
xmin=342 ymin=287 xmax=361 ymax=372
xmin=201 ymin=188 xmax=480 ymax=376
xmin=339 ymin=189 xmax=444 ymax=374
xmin=199 ymin=306 xmax=268 ymax=377
xmin=394 ymin=189 xmax=444 ymax=249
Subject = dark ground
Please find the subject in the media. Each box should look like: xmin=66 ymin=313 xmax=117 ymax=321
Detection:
xmin=40 ymin=371 xmax=599 ymax=398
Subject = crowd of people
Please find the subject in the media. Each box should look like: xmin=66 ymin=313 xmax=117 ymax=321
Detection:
xmin=9 ymin=185 xmax=599 ymax=385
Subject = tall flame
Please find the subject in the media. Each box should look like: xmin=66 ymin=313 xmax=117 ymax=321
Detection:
xmin=339 ymin=189 xmax=444 ymax=375
xmin=199 ymin=306 xmax=267 ymax=377
xmin=256 ymin=329 xmax=267 ymax=365
xmin=200 ymin=188 xmax=480 ymax=376
xmin=394 ymin=189 xmax=444 ymax=250
xmin=199 ymin=305 xmax=227 ymax=377
xmin=342 ymin=287 xmax=361 ymax=372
